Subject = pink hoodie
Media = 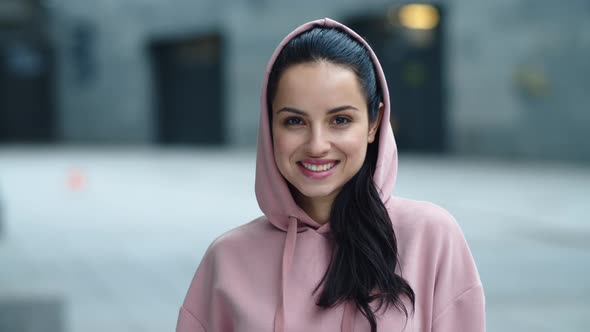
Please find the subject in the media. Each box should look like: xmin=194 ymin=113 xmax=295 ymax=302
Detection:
xmin=177 ymin=18 xmax=485 ymax=332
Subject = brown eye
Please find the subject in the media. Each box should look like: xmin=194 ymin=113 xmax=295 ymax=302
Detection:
xmin=285 ymin=117 xmax=304 ymax=126
xmin=333 ymin=116 xmax=351 ymax=125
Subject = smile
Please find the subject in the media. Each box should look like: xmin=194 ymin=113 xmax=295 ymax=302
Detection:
xmin=300 ymin=162 xmax=336 ymax=172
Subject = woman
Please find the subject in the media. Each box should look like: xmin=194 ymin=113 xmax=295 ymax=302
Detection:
xmin=177 ymin=18 xmax=485 ymax=332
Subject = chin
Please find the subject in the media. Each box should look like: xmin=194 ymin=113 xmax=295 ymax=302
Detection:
xmin=293 ymin=184 xmax=341 ymax=201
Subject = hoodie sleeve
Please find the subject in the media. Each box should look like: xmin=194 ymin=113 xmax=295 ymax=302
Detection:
xmin=430 ymin=207 xmax=486 ymax=332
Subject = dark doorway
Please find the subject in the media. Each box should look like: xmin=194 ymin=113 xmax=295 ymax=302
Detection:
xmin=0 ymin=39 xmax=56 ymax=143
xmin=346 ymin=4 xmax=446 ymax=152
xmin=150 ymin=33 xmax=224 ymax=145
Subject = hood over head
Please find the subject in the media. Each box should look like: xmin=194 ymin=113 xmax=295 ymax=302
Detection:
xmin=255 ymin=18 xmax=398 ymax=233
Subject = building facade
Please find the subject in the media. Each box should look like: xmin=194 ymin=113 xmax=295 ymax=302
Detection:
xmin=1 ymin=0 xmax=589 ymax=161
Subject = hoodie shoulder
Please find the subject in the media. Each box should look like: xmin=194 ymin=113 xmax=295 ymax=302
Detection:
xmin=179 ymin=216 xmax=282 ymax=331
xmin=387 ymin=196 xmax=484 ymax=330
xmin=386 ymin=196 xmax=464 ymax=237
xmin=208 ymin=216 xmax=278 ymax=254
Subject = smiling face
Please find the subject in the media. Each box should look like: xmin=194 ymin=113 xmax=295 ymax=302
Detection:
xmin=271 ymin=61 xmax=382 ymax=213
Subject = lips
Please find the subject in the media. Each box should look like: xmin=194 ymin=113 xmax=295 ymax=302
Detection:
xmin=297 ymin=160 xmax=339 ymax=179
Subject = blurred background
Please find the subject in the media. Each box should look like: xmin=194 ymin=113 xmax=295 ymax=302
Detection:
xmin=0 ymin=0 xmax=589 ymax=331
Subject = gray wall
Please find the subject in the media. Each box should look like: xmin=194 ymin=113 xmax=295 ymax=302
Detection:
xmin=48 ymin=0 xmax=222 ymax=143
xmin=45 ymin=0 xmax=590 ymax=161
xmin=449 ymin=0 xmax=590 ymax=161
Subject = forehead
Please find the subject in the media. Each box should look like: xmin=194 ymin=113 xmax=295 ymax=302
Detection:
xmin=272 ymin=61 xmax=366 ymax=113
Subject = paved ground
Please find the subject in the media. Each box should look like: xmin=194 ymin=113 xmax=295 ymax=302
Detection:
xmin=0 ymin=146 xmax=588 ymax=332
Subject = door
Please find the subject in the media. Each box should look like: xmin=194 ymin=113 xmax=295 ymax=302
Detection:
xmin=346 ymin=4 xmax=446 ymax=152
xmin=0 ymin=40 xmax=55 ymax=142
xmin=150 ymin=33 xmax=224 ymax=145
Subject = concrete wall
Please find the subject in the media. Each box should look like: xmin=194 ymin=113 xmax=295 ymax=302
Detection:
xmin=448 ymin=0 xmax=590 ymax=161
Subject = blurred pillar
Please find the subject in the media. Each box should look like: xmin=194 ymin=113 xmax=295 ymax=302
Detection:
xmin=0 ymin=0 xmax=55 ymax=143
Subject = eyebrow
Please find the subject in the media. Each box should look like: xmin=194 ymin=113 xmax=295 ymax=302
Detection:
xmin=276 ymin=105 xmax=359 ymax=115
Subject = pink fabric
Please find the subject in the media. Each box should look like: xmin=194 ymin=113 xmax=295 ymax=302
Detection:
xmin=274 ymin=216 xmax=298 ymax=332
xmin=177 ymin=18 xmax=485 ymax=332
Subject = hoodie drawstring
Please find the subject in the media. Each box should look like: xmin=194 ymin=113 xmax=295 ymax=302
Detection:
xmin=274 ymin=216 xmax=298 ymax=332
xmin=274 ymin=216 xmax=356 ymax=332
xmin=341 ymin=301 xmax=356 ymax=332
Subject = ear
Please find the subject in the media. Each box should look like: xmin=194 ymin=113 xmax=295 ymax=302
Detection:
xmin=368 ymin=102 xmax=384 ymax=144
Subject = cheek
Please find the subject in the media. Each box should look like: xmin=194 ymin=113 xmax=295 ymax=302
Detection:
xmin=272 ymin=131 xmax=296 ymax=166
xmin=336 ymin=128 xmax=370 ymax=154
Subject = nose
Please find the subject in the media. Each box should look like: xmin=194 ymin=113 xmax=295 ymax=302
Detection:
xmin=306 ymin=126 xmax=331 ymax=157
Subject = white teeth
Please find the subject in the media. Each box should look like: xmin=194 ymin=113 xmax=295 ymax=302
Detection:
xmin=301 ymin=162 xmax=335 ymax=172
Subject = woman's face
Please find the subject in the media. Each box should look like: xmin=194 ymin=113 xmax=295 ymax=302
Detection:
xmin=271 ymin=61 xmax=381 ymax=207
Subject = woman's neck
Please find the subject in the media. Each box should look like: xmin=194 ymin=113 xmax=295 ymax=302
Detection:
xmin=293 ymin=191 xmax=336 ymax=225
